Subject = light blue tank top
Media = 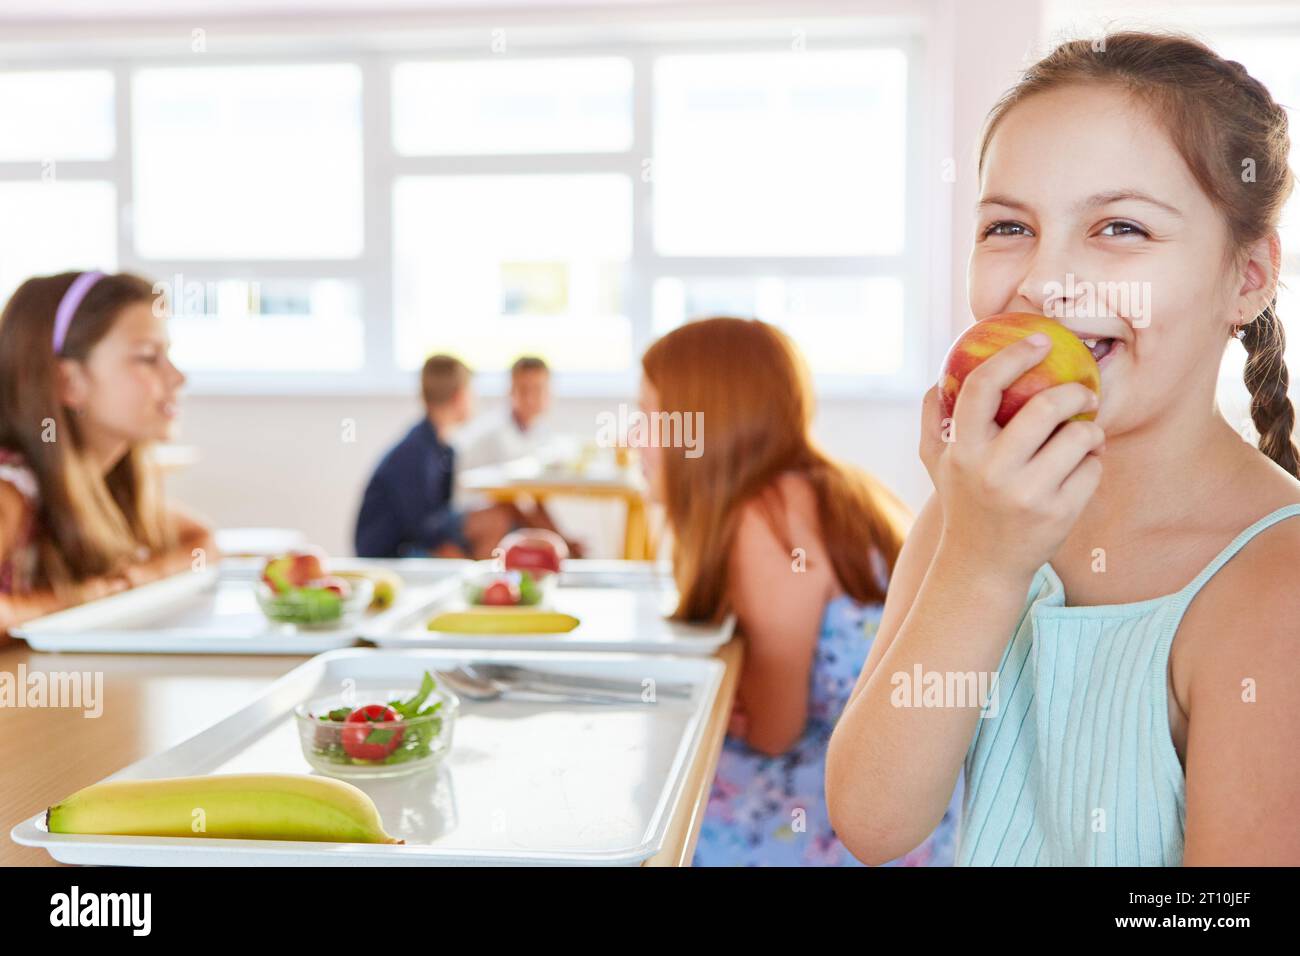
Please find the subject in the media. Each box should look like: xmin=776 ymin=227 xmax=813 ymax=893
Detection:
xmin=956 ymin=503 xmax=1300 ymax=866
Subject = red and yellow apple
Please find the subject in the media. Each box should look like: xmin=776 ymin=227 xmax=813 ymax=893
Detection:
xmin=316 ymin=575 xmax=353 ymax=600
xmin=500 ymin=529 xmax=567 ymax=578
xmin=261 ymin=547 xmax=330 ymax=594
xmin=938 ymin=313 xmax=1101 ymax=427
xmin=287 ymin=548 xmax=328 ymax=587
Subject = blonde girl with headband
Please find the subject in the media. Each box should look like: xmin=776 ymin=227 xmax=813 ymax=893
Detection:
xmin=0 ymin=271 xmax=215 ymax=639
xmin=828 ymin=32 xmax=1300 ymax=865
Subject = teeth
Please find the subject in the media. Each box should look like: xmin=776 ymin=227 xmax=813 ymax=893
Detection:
xmin=1083 ymin=338 xmax=1099 ymax=348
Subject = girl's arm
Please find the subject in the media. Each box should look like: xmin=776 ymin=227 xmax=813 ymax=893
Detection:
xmin=122 ymin=503 xmax=218 ymax=587
xmin=1180 ymin=523 xmax=1300 ymax=864
xmin=0 ymin=577 xmax=131 ymax=640
xmin=826 ymin=337 xmax=1105 ymax=864
xmin=726 ymin=491 xmax=835 ymax=756
xmin=0 ymin=483 xmax=130 ymax=640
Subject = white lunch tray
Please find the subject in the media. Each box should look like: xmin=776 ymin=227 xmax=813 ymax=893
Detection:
xmin=11 ymin=646 xmax=724 ymax=866
xmin=13 ymin=559 xmax=471 ymax=655
xmin=364 ymin=559 xmax=735 ymax=655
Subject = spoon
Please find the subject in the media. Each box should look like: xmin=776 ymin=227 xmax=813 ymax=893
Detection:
xmin=435 ymin=666 xmax=643 ymax=705
xmin=463 ymin=662 xmax=691 ymax=700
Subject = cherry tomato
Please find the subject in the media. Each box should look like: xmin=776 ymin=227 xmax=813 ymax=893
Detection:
xmin=341 ymin=704 xmax=404 ymax=761
xmin=481 ymin=580 xmax=520 ymax=606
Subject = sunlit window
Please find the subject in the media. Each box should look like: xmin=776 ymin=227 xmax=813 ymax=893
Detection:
xmin=393 ymin=58 xmax=633 ymax=155
xmin=132 ymin=64 xmax=363 ymax=260
xmin=0 ymin=35 xmax=922 ymax=392
xmin=0 ymin=70 xmax=115 ymax=162
xmin=653 ymin=276 xmax=905 ymax=376
xmin=653 ymin=49 xmax=908 ymax=257
xmin=166 ymin=277 xmax=364 ymax=372
xmin=0 ymin=182 xmax=117 ymax=304
xmin=393 ymin=175 xmax=633 ymax=372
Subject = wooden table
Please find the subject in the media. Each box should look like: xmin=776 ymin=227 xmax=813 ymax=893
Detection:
xmin=0 ymin=637 xmax=742 ymax=867
xmin=459 ymin=461 xmax=658 ymax=561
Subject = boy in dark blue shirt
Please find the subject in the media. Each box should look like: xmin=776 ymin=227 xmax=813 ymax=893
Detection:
xmin=354 ymin=355 xmax=513 ymax=558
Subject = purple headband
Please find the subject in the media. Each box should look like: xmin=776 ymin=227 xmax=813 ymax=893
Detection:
xmin=52 ymin=270 xmax=105 ymax=355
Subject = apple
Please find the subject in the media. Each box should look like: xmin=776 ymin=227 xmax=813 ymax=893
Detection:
xmin=481 ymin=580 xmax=520 ymax=606
xmin=315 ymin=575 xmax=353 ymax=600
xmin=261 ymin=556 xmax=294 ymax=594
xmin=938 ymin=313 xmax=1101 ymax=428
xmin=286 ymin=548 xmax=328 ymax=588
xmin=500 ymin=529 xmax=567 ymax=578
xmin=261 ymin=547 xmax=331 ymax=595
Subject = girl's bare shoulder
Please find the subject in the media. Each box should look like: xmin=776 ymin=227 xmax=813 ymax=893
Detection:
xmin=729 ymin=472 xmax=831 ymax=581
xmin=737 ymin=472 xmax=819 ymax=548
xmin=1210 ymin=458 xmax=1300 ymax=604
xmin=1174 ymin=482 xmax=1300 ymax=856
xmin=766 ymin=471 xmax=829 ymax=545
xmin=1177 ymin=471 xmax=1300 ymax=681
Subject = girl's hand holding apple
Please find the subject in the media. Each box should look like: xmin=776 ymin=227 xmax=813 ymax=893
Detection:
xmin=921 ymin=332 xmax=1106 ymax=583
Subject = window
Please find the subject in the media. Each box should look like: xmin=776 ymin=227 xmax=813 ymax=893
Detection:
xmin=392 ymin=58 xmax=633 ymax=155
xmin=132 ymin=64 xmax=364 ymax=260
xmin=648 ymin=48 xmax=915 ymax=384
xmin=167 ymin=278 xmax=364 ymax=372
xmin=653 ymin=276 xmax=905 ymax=375
xmin=0 ymin=70 xmax=118 ymax=304
xmin=0 ymin=182 xmax=117 ymax=304
xmin=653 ymin=50 xmax=908 ymax=256
xmin=393 ymin=174 xmax=632 ymax=372
xmin=0 ymin=26 xmax=925 ymax=395
xmin=0 ymin=70 xmax=115 ymax=162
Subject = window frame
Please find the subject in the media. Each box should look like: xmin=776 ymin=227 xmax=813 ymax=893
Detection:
xmin=0 ymin=25 xmax=932 ymax=400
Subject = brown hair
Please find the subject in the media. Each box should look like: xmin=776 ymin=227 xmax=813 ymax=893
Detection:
xmin=511 ymin=355 xmax=549 ymax=378
xmin=420 ymin=353 xmax=471 ymax=408
xmin=0 ymin=271 xmax=171 ymax=590
xmin=979 ymin=31 xmax=1298 ymax=476
xmin=642 ymin=317 xmax=910 ymax=622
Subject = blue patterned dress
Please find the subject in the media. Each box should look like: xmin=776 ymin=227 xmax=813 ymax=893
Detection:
xmin=692 ymin=595 xmax=964 ymax=866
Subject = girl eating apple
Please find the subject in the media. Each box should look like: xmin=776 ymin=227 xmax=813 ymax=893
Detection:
xmin=828 ymin=31 xmax=1300 ymax=866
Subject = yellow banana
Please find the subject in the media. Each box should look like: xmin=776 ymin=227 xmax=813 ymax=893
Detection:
xmin=427 ymin=609 xmax=580 ymax=634
xmin=47 ymin=773 xmax=402 ymax=844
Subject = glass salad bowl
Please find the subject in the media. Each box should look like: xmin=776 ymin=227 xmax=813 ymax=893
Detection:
xmin=294 ymin=672 xmax=458 ymax=779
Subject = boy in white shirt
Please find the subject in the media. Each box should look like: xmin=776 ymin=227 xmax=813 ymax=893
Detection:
xmin=456 ymin=356 xmax=556 ymax=470
xmin=455 ymin=357 xmax=584 ymax=556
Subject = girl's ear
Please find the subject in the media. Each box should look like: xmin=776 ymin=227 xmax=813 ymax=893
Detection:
xmin=56 ymin=358 xmax=90 ymax=412
xmin=1236 ymin=232 xmax=1281 ymax=326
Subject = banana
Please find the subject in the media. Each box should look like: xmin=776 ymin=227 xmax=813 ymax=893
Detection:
xmin=336 ymin=569 xmax=402 ymax=611
xmin=47 ymin=773 xmax=402 ymax=845
xmin=427 ymin=609 xmax=580 ymax=634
